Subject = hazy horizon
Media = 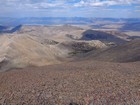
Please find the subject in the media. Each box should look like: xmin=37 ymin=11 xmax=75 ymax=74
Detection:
xmin=1 ymin=16 xmax=140 ymax=19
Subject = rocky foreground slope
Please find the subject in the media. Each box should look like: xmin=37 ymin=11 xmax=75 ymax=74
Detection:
xmin=0 ymin=60 xmax=139 ymax=105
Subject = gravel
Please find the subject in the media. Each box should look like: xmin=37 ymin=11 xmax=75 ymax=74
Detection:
xmin=0 ymin=60 xmax=140 ymax=105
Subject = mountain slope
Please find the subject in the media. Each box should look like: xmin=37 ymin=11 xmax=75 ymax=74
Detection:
xmin=85 ymin=39 xmax=140 ymax=62
xmin=0 ymin=33 xmax=108 ymax=71
xmin=0 ymin=34 xmax=69 ymax=71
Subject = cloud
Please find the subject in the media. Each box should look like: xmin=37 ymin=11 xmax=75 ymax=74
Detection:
xmin=0 ymin=0 xmax=140 ymax=18
xmin=135 ymin=6 xmax=140 ymax=8
xmin=1 ymin=0 xmax=140 ymax=9
xmin=135 ymin=10 xmax=140 ymax=12
xmin=74 ymin=0 xmax=135 ymax=7
xmin=1 ymin=0 xmax=65 ymax=9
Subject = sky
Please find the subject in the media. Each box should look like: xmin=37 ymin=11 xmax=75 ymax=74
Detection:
xmin=0 ymin=0 xmax=140 ymax=18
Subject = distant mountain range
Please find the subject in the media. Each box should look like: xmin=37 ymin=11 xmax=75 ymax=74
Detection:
xmin=0 ymin=17 xmax=140 ymax=26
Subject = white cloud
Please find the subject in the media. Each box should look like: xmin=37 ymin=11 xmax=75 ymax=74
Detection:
xmin=0 ymin=0 xmax=140 ymax=10
xmin=135 ymin=10 xmax=140 ymax=12
xmin=74 ymin=0 xmax=135 ymax=7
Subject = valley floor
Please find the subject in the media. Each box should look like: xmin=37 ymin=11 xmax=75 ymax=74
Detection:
xmin=0 ymin=60 xmax=140 ymax=105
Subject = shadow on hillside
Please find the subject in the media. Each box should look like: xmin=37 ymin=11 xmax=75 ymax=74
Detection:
xmin=128 ymin=36 xmax=140 ymax=40
xmin=0 ymin=26 xmax=8 ymax=30
xmin=81 ymin=30 xmax=127 ymax=44
xmin=119 ymin=22 xmax=140 ymax=31
xmin=0 ymin=25 xmax=22 ymax=34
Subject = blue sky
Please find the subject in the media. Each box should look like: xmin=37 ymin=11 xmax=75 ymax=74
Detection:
xmin=0 ymin=0 xmax=140 ymax=18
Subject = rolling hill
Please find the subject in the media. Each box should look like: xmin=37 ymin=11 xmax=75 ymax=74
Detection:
xmin=0 ymin=32 xmax=107 ymax=71
xmin=0 ymin=25 xmax=139 ymax=71
xmin=0 ymin=34 xmax=69 ymax=71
